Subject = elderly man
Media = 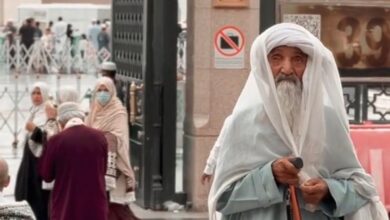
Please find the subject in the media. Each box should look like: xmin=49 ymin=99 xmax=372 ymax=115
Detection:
xmin=208 ymin=23 xmax=387 ymax=220
xmin=0 ymin=159 xmax=10 ymax=196
xmin=39 ymin=102 xmax=108 ymax=220
xmin=0 ymin=158 xmax=35 ymax=219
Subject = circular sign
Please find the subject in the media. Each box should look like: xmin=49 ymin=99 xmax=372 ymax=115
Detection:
xmin=214 ymin=25 xmax=245 ymax=57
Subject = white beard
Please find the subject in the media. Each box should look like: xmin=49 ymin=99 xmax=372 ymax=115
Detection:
xmin=276 ymin=77 xmax=302 ymax=134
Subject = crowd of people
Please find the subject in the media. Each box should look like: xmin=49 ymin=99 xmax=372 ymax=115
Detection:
xmin=1 ymin=19 xmax=389 ymax=220
xmin=0 ymin=62 xmax=138 ymax=220
xmin=2 ymin=17 xmax=112 ymax=72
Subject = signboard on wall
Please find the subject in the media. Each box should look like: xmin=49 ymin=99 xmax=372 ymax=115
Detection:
xmin=280 ymin=4 xmax=390 ymax=71
xmin=214 ymin=25 xmax=245 ymax=69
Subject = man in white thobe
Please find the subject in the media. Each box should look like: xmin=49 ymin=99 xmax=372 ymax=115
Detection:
xmin=52 ymin=17 xmax=67 ymax=56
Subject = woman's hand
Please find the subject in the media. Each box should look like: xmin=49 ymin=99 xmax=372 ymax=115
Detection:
xmin=25 ymin=121 xmax=36 ymax=132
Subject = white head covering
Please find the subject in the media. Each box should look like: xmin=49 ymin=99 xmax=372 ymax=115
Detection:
xmin=21 ymin=82 xmax=50 ymax=155
xmin=57 ymin=102 xmax=85 ymax=123
xmin=28 ymin=82 xmax=49 ymax=129
xmin=31 ymin=82 xmax=50 ymax=105
xmin=101 ymin=61 xmax=116 ymax=71
xmin=208 ymin=23 xmax=387 ymax=220
xmin=57 ymin=86 xmax=79 ymax=104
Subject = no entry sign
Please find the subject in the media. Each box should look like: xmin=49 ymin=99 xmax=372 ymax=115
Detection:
xmin=214 ymin=26 xmax=245 ymax=57
xmin=214 ymin=25 xmax=245 ymax=69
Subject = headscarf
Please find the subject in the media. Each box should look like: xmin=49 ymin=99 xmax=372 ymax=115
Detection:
xmin=208 ymin=23 xmax=387 ymax=220
xmin=56 ymin=86 xmax=79 ymax=104
xmin=29 ymin=82 xmax=49 ymax=127
xmin=85 ymin=77 xmax=135 ymax=190
xmin=57 ymin=102 xmax=85 ymax=125
xmin=21 ymin=82 xmax=49 ymax=156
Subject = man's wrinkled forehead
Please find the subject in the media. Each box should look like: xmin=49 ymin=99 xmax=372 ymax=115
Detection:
xmin=268 ymin=46 xmax=308 ymax=57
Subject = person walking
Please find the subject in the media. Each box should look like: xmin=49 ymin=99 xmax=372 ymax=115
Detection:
xmin=39 ymin=102 xmax=108 ymax=220
xmin=86 ymin=77 xmax=138 ymax=220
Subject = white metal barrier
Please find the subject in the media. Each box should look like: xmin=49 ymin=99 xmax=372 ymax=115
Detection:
xmin=1 ymin=39 xmax=111 ymax=75
xmin=0 ymin=73 xmax=97 ymax=157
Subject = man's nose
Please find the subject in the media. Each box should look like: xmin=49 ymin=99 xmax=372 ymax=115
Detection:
xmin=281 ymin=60 xmax=293 ymax=75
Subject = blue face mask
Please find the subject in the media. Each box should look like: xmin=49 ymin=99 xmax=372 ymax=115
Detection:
xmin=96 ymin=91 xmax=111 ymax=106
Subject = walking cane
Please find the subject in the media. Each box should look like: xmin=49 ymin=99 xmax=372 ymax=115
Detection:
xmin=286 ymin=157 xmax=303 ymax=220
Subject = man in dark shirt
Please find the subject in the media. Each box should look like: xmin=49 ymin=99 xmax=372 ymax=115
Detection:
xmin=19 ymin=18 xmax=35 ymax=49
xmin=39 ymin=102 xmax=108 ymax=220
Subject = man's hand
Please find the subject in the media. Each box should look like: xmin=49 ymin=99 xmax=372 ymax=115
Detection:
xmin=25 ymin=121 xmax=36 ymax=132
xmin=300 ymin=178 xmax=329 ymax=205
xmin=271 ymin=158 xmax=300 ymax=186
xmin=201 ymin=173 xmax=212 ymax=185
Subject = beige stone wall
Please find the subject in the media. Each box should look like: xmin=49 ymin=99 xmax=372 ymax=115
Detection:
xmin=0 ymin=0 xmax=3 ymax=25
xmin=3 ymin=0 xmax=41 ymax=25
xmin=184 ymin=0 xmax=260 ymax=211
xmin=42 ymin=0 xmax=110 ymax=3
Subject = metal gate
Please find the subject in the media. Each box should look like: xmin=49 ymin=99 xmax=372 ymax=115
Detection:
xmin=112 ymin=0 xmax=184 ymax=209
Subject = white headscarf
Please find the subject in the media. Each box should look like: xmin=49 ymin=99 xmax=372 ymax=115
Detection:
xmin=21 ymin=82 xmax=49 ymax=156
xmin=208 ymin=23 xmax=387 ymax=220
xmin=57 ymin=86 xmax=79 ymax=104
xmin=57 ymin=102 xmax=85 ymax=125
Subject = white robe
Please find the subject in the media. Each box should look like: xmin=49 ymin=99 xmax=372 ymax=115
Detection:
xmin=208 ymin=23 xmax=387 ymax=220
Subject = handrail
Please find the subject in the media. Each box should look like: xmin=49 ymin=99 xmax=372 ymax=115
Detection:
xmin=341 ymin=77 xmax=390 ymax=84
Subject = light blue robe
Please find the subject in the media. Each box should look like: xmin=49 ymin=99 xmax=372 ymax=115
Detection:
xmin=216 ymin=161 xmax=368 ymax=220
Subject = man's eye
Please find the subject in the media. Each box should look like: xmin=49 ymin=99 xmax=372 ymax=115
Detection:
xmin=294 ymin=56 xmax=305 ymax=63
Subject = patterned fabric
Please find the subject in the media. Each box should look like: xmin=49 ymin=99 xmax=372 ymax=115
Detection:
xmin=0 ymin=201 xmax=36 ymax=220
xmin=104 ymin=132 xmax=118 ymax=191
xmin=44 ymin=119 xmax=61 ymax=140
xmin=105 ymin=151 xmax=117 ymax=191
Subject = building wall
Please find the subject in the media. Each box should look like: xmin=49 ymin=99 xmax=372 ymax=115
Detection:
xmin=3 ymin=0 xmax=41 ymax=25
xmin=0 ymin=0 xmax=3 ymax=25
xmin=184 ymin=0 xmax=260 ymax=211
xmin=42 ymin=0 xmax=110 ymax=3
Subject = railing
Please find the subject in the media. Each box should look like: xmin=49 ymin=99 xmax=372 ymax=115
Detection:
xmin=0 ymin=29 xmax=187 ymax=159
xmin=0 ymin=73 xmax=96 ymax=158
xmin=0 ymin=39 xmax=111 ymax=74
xmin=342 ymin=77 xmax=390 ymax=124
xmin=177 ymin=29 xmax=186 ymax=76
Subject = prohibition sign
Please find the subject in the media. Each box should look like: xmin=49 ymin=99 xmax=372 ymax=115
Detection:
xmin=214 ymin=26 xmax=245 ymax=57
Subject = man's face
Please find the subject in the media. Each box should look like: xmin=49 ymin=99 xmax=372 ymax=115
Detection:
xmin=267 ymin=46 xmax=308 ymax=82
